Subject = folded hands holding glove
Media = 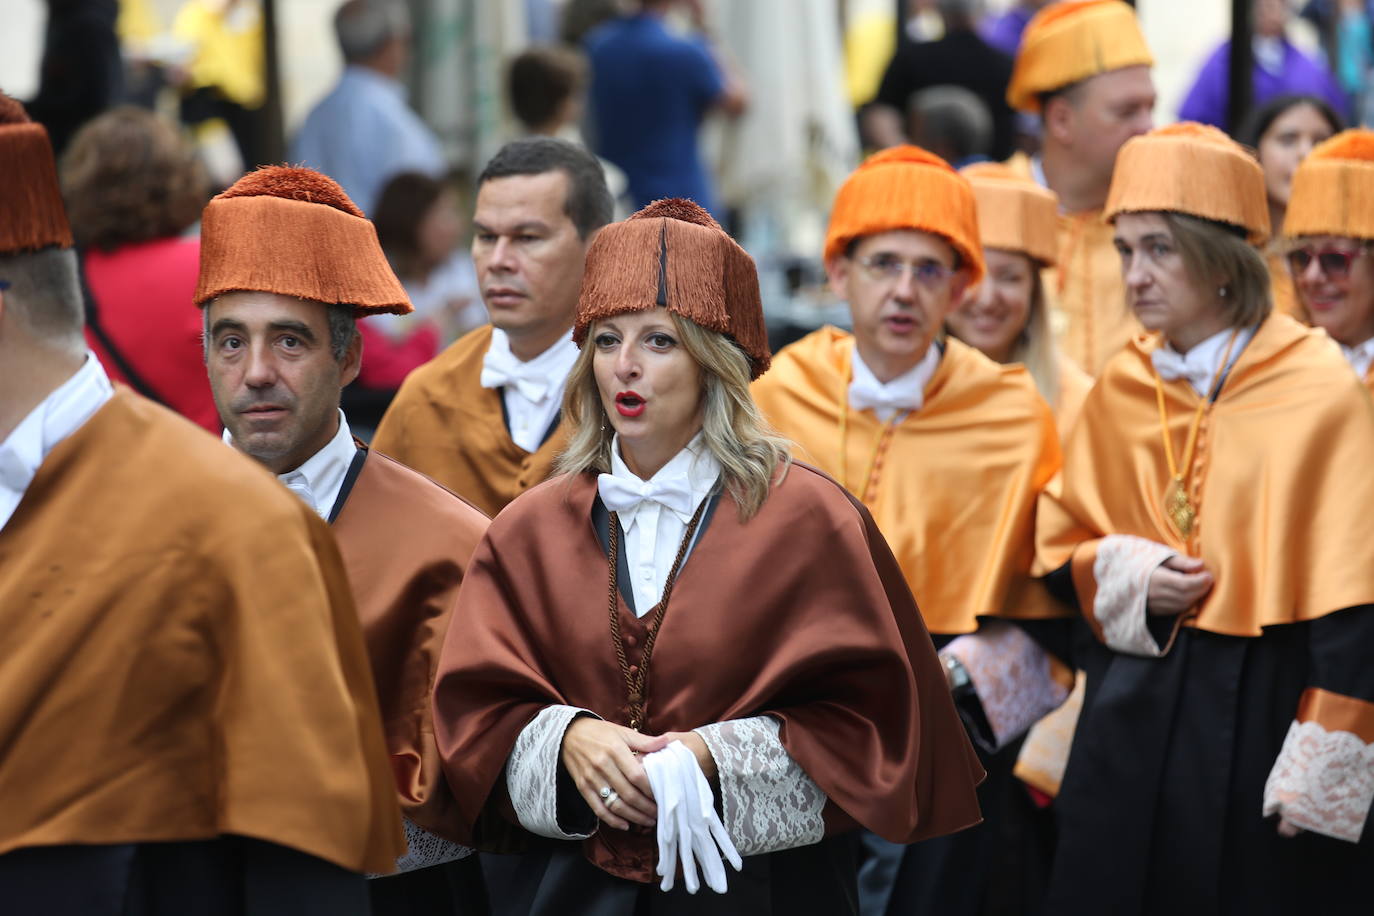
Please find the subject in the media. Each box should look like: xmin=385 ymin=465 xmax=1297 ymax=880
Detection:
xmin=642 ymin=740 xmax=742 ymax=894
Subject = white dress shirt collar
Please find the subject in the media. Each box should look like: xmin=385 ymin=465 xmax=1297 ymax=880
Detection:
xmin=223 ymin=409 xmax=357 ymax=520
xmin=1341 ymin=336 xmax=1374 ymax=381
xmin=849 ymin=342 xmax=940 ymax=421
xmin=480 ymin=328 xmax=580 ymax=453
xmin=0 ymin=354 xmax=114 ymax=532
xmin=1150 ymin=325 xmax=1256 ymax=397
xmin=599 ymin=433 xmax=721 ymax=617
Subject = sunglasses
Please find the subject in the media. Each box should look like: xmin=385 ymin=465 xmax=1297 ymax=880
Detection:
xmin=1286 ymin=246 xmax=1368 ymax=279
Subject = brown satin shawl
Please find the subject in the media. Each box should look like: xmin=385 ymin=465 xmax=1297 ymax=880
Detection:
xmin=432 ymin=465 xmax=984 ymax=882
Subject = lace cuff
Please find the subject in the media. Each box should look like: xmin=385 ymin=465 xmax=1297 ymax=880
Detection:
xmin=942 ymin=620 xmax=1072 ymax=751
xmin=506 ymin=704 xmax=599 ymax=840
xmin=1091 ymin=534 xmax=1178 ymax=657
xmin=695 ymin=716 xmax=826 ymax=856
xmin=385 ymin=818 xmax=474 ymax=876
xmin=1263 ymin=693 xmax=1374 ymax=843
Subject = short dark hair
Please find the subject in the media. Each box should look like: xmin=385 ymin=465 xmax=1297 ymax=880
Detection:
xmin=373 ymin=171 xmax=447 ymax=277
xmin=476 ymin=137 xmax=612 ymax=239
xmin=0 ymin=247 xmax=85 ymax=344
xmin=60 ymin=106 xmax=209 ymax=252
xmin=1236 ymin=93 xmax=1344 ymax=150
xmin=508 ymin=46 xmax=587 ymax=132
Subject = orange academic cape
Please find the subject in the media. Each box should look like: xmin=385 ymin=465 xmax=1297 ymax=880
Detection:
xmin=1007 ymin=152 xmax=1141 ymax=376
xmin=751 ymin=329 xmax=1063 ymax=635
xmin=1036 ymin=313 xmax=1374 ymax=636
xmin=373 ymin=325 xmax=567 ymax=517
xmin=0 ymin=390 xmax=403 ymax=874
xmin=332 ymin=446 xmax=489 ymax=836
xmin=432 ymin=466 xmax=985 ymax=882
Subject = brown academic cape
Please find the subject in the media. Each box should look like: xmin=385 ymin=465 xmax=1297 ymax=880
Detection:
xmin=1031 ymin=314 xmax=1374 ymax=914
xmin=0 ymin=390 xmax=403 ymax=875
xmin=332 ymin=445 xmax=489 ymax=837
xmin=1007 ymin=152 xmax=1141 ymax=375
xmin=432 ymin=465 xmax=985 ymax=883
xmin=373 ymin=325 xmax=567 ymax=517
xmin=751 ymin=329 xmax=1063 ymax=635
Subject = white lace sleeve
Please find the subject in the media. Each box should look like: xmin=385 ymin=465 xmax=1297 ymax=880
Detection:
xmin=1092 ymin=534 xmax=1178 ymax=657
xmin=506 ymin=704 xmax=599 ymax=840
xmin=942 ymin=619 xmax=1072 ymax=751
xmin=1262 ymin=719 xmax=1374 ymax=843
xmin=383 ymin=818 xmax=474 ymax=876
xmin=694 ymin=716 xmax=826 ymax=857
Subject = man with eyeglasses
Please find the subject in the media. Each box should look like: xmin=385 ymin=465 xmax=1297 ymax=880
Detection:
xmin=1284 ymin=129 xmax=1374 ymax=391
xmin=753 ymin=145 xmax=1068 ymax=916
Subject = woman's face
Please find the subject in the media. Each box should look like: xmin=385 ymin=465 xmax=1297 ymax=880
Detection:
xmin=1114 ymin=212 xmax=1225 ymax=347
xmin=1290 ymin=234 xmax=1374 ymax=347
xmin=592 ymin=310 xmax=705 ymax=477
xmin=947 ymin=248 xmax=1036 ymax=363
xmin=417 ymin=188 xmax=463 ymax=267
xmin=1258 ymin=103 xmax=1334 ymax=212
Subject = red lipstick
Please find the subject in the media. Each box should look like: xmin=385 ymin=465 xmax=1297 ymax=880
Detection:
xmin=615 ymin=391 xmax=646 ymax=418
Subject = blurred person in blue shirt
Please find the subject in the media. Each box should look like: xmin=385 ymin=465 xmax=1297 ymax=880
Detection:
xmin=583 ymin=0 xmax=746 ymax=219
xmin=291 ymin=0 xmax=444 ymax=215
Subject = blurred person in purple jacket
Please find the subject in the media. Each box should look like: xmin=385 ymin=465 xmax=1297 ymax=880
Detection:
xmin=1178 ymin=0 xmax=1349 ymax=132
xmin=979 ymin=0 xmax=1052 ymax=56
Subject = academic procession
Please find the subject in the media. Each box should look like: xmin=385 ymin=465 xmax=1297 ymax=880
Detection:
xmin=2 ymin=0 xmax=1374 ymax=913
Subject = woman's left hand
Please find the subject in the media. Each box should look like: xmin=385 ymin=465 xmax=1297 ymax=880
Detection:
xmin=657 ymin=731 xmax=718 ymax=782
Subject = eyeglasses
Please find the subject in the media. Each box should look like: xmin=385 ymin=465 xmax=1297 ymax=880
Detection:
xmin=1286 ymin=245 xmax=1368 ymax=279
xmin=855 ymin=253 xmax=956 ymax=288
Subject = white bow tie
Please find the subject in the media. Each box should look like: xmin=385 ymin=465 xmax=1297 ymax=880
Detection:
xmin=598 ymin=472 xmax=698 ymax=522
xmin=848 ymin=374 xmax=923 ymax=415
xmin=1150 ymin=348 xmax=1216 ymax=394
xmin=280 ymin=470 xmax=317 ymax=511
xmin=480 ymin=355 xmax=552 ymax=403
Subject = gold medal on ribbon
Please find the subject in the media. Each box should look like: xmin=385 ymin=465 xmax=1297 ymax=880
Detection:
xmin=1164 ymin=476 xmax=1194 ymax=537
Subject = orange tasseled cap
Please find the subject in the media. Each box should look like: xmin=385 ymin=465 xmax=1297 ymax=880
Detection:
xmin=1105 ymin=122 xmax=1269 ymax=244
xmin=1283 ymin=129 xmax=1374 ymax=241
xmin=824 ymin=145 xmax=984 ymax=285
xmin=194 ymin=165 xmax=411 ymax=315
xmin=1006 ymin=0 xmax=1153 ymax=113
xmin=961 ymin=162 xmax=1060 ymax=267
xmin=574 ymin=198 xmax=770 ymax=378
xmin=0 ymin=92 xmax=74 ymax=254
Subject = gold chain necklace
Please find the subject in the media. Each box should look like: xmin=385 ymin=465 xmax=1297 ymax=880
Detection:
xmin=1150 ymin=329 xmax=1239 ymax=538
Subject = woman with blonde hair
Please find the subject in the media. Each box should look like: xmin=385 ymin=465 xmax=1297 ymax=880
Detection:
xmin=430 ymin=199 xmax=982 ymax=913
xmin=947 ymin=161 xmax=1093 ymax=440
xmin=1035 ymin=122 xmax=1374 ymax=914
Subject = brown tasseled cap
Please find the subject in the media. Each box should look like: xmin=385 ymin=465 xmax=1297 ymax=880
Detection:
xmin=0 ymin=92 xmax=74 ymax=254
xmin=574 ymin=199 xmax=771 ymax=378
xmin=194 ymin=165 xmax=412 ymax=315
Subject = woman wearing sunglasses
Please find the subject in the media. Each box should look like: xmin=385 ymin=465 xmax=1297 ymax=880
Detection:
xmin=1035 ymin=123 xmax=1374 ymax=914
xmin=430 ymin=199 xmax=983 ymax=914
xmin=1284 ymin=130 xmax=1374 ymax=389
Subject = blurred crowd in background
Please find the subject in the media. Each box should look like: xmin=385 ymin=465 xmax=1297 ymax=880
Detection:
xmin=3 ymin=0 xmax=1370 ymax=428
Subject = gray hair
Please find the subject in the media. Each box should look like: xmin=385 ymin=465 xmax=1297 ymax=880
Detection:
xmin=201 ymin=301 xmax=359 ymax=362
xmin=335 ymin=0 xmax=410 ymax=64
xmin=908 ymin=86 xmax=993 ymax=164
xmin=0 ymin=247 xmax=85 ymax=353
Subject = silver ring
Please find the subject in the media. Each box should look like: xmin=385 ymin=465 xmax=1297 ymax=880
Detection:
xmin=606 ymin=791 xmax=619 ymax=807
xmin=599 ymin=785 xmax=613 ymax=800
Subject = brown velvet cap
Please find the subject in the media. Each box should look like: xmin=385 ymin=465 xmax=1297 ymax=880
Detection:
xmin=194 ymin=165 xmax=411 ymax=315
xmin=0 ymin=92 xmax=74 ymax=254
xmin=574 ymin=198 xmax=771 ymax=378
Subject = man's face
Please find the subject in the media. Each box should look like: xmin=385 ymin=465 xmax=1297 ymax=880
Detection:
xmin=1055 ymin=65 xmax=1156 ymax=197
xmin=205 ymin=291 xmax=360 ymax=474
xmin=471 ymin=170 xmax=590 ymax=354
xmin=826 ymin=229 xmax=968 ymax=380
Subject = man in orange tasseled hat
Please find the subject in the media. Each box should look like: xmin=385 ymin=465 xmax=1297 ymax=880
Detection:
xmin=1004 ymin=0 xmax=1156 ymax=376
xmin=1284 ymin=129 xmax=1374 ymax=392
xmin=0 ymin=93 xmax=405 ymax=908
xmin=197 ymin=164 xmax=493 ymax=914
xmin=752 ymin=145 xmax=1072 ymax=916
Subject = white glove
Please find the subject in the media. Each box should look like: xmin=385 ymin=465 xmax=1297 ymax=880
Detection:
xmin=642 ymin=739 xmax=742 ymax=894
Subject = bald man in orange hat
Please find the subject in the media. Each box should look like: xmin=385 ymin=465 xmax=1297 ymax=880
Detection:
xmin=198 ymin=165 xmax=491 ymax=915
xmin=0 ymin=94 xmax=403 ymax=912
xmin=752 ymin=146 xmax=1071 ymax=915
xmin=1005 ymin=0 xmax=1157 ymax=375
